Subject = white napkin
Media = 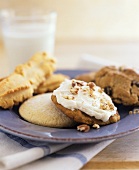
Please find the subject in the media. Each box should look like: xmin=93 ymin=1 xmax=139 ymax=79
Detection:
xmin=0 ymin=54 xmax=116 ymax=170
xmin=0 ymin=131 xmax=114 ymax=170
xmin=77 ymin=53 xmax=120 ymax=70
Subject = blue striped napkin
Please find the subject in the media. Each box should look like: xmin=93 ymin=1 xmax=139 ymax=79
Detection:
xmin=0 ymin=130 xmax=114 ymax=170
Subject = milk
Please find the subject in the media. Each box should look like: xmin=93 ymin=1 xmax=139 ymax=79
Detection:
xmin=2 ymin=23 xmax=56 ymax=72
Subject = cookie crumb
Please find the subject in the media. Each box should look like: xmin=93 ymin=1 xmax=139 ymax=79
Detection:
xmin=77 ymin=124 xmax=90 ymax=132
xmin=129 ymin=111 xmax=133 ymax=114
xmin=129 ymin=109 xmax=139 ymax=114
xmin=133 ymin=108 xmax=139 ymax=114
xmin=92 ymin=124 xmax=100 ymax=129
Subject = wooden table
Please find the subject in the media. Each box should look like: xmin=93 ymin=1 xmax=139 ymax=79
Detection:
xmin=1 ymin=41 xmax=139 ymax=169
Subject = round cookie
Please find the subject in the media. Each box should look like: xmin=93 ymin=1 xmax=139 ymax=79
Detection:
xmin=75 ymin=71 xmax=96 ymax=82
xmin=94 ymin=66 xmax=139 ymax=106
xmin=19 ymin=93 xmax=77 ymax=128
xmin=51 ymin=95 xmax=120 ymax=126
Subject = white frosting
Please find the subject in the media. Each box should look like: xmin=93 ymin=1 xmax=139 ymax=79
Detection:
xmin=53 ymin=79 xmax=117 ymax=122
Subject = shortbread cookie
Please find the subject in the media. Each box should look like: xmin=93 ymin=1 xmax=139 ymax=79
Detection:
xmin=0 ymin=73 xmax=33 ymax=109
xmin=51 ymin=79 xmax=120 ymax=126
xmin=19 ymin=93 xmax=77 ymax=128
xmin=35 ymin=74 xmax=69 ymax=94
xmin=75 ymin=71 xmax=96 ymax=82
xmin=94 ymin=66 xmax=139 ymax=105
xmin=0 ymin=52 xmax=56 ymax=109
xmin=15 ymin=52 xmax=56 ymax=91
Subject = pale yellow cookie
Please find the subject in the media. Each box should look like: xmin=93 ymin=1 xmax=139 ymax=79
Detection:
xmin=19 ymin=93 xmax=77 ymax=128
xmin=0 ymin=52 xmax=56 ymax=109
xmin=35 ymin=74 xmax=69 ymax=94
xmin=0 ymin=73 xmax=33 ymax=109
xmin=15 ymin=52 xmax=56 ymax=91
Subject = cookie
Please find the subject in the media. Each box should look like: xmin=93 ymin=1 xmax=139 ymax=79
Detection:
xmin=15 ymin=52 xmax=56 ymax=91
xmin=0 ymin=73 xmax=33 ymax=109
xmin=94 ymin=66 xmax=139 ymax=105
xmin=0 ymin=52 xmax=56 ymax=109
xmin=75 ymin=71 xmax=96 ymax=82
xmin=19 ymin=93 xmax=77 ymax=128
xmin=51 ymin=79 xmax=120 ymax=126
xmin=35 ymin=74 xmax=69 ymax=94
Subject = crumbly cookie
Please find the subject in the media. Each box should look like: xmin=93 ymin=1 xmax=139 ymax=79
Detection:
xmin=35 ymin=74 xmax=69 ymax=94
xmin=15 ymin=52 xmax=56 ymax=91
xmin=0 ymin=52 xmax=56 ymax=109
xmin=75 ymin=71 xmax=96 ymax=82
xmin=94 ymin=66 xmax=139 ymax=105
xmin=0 ymin=73 xmax=33 ymax=109
xmin=19 ymin=93 xmax=77 ymax=128
xmin=51 ymin=95 xmax=120 ymax=126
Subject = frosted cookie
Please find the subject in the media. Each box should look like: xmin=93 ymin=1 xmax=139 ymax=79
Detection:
xmin=19 ymin=93 xmax=77 ymax=128
xmin=94 ymin=66 xmax=139 ymax=105
xmin=51 ymin=79 xmax=120 ymax=126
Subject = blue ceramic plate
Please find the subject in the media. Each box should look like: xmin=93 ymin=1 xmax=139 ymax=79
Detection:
xmin=0 ymin=69 xmax=139 ymax=143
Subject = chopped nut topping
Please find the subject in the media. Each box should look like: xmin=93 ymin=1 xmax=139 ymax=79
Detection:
xmin=72 ymin=80 xmax=76 ymax=87
xmin=76 ymin=81 xmax=84 ymax=86
xmin=77 ymin=124 xmax=90 ymax=132
xmin=92 ymin=124 xmax=100 ymax=129
xmin=98 ymin=88 xmax=104 ymax=93
xmin=89 ymin=88 xmax=94 ymax=97
xmin=63 ymin=95 xmax=74 ymax=100
xmin=109 ymin=103 xmax=114 ymax=110
xmin=72 ymin=80 xmax=85 ymax=88
xmin=70 ymin=87 xmax=79 ymax=95
xmin=99 ymin=99 xmax=114 ymax=111
xmin=100 ymin=103 xmax=109 ymax=110
xmin=88 ymin=82 xmax=95 ymax=89
xmin=82 ymin=89 xmax=87 ymax=92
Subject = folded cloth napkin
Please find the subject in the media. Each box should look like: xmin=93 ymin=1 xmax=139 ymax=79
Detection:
xmin=0 ymin=54 xmax=116 ymax=170
xmin=77 ymin=53 xmax=120 ymax=70
xmin=0 ymin=130 xmax=114 ymax=170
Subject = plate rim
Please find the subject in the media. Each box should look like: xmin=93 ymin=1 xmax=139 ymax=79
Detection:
xmin=1 ymin=122 xmax=139 ymax=143
xmin=0 ymin=69 xmax=139 ymax=143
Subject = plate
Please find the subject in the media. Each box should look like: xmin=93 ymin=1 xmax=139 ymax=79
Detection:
xmin=0 ymin=69 xmax=139 ymax=143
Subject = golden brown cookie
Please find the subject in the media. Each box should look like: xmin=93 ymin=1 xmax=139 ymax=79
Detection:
xmin=75 ymin=71 xmax=96 ymax=82
xmin=94 ymin=66 xmax=139 ymax=105
xmin=35 ymin=74 xmax=69 ymax=94
xmin=19 ymin=93 xmax=77 ymax=128
xmin=15 ymin=52 xmax=56 ymax=91
xmin=0 ymin=73 xmax=33 ymax=109
xmin=0 ymin=52 xmax=56 ymax=109
xmin=51 ymin=95 xmax=120 ymax=126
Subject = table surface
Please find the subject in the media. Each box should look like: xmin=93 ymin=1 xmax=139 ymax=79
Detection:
xmin=1 ymin=41 xmax=139 ymax=169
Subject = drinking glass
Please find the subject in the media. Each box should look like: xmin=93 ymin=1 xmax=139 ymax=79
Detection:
xmin=0 ymin=9 xmax=57 ymax=72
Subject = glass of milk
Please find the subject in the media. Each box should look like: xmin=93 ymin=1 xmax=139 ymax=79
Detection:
xmin=0 ymin=9 xmax=57 ymax=72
